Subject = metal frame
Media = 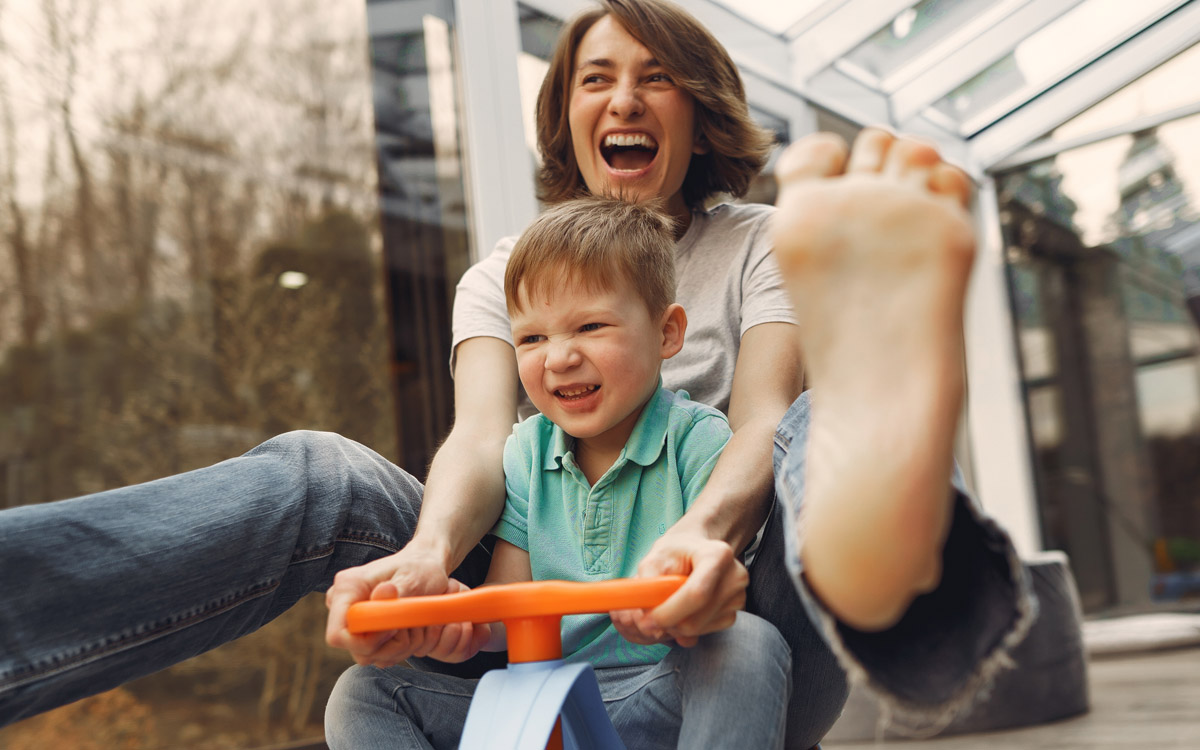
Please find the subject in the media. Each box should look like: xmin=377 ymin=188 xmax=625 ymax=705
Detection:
xmin=956 ymin=0 xmax=1192 ymax=139
xmin=787 ymin=0 xmax=916 ymax=82
xmin=963 ymin=180 xmax=1042 ymax=553
xmin=454 ymin=0 xmax=541 ymax=261
xmin=991 ymin=99 xmax=1200 ymax=173
xmin=890 ymin=0 xmax=1086 ymax=125
xmin=969 ymin=0 xmax=1200 ymax=169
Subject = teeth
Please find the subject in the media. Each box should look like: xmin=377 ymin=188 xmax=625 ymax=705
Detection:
xmin=556 ymin=385 xmax=599 ymax=398
xmin=603 ymin=133 xmax=657 ymax=149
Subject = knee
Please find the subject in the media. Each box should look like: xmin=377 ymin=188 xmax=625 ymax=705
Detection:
xmin=256 ymin=429 xmax=353 ymax=465
xmin=254 ymin=430 xmax=421 ymax=511
xmin=324 ymin=665 xmax=381 ymax=745
xmin=689 ymin=612 xmax=793 ymax=684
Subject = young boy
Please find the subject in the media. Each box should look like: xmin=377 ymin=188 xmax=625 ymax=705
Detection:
xmin=325 ymin=196 xmax=791 ymax=750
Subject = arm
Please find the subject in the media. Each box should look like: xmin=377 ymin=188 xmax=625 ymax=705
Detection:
xmin=408 ymin=336 xmax=521 ymax=571
xmin=325 ymin=335 xmax=519 ymax=666
xmin=630 ymin=322 xmax=802 ymax=644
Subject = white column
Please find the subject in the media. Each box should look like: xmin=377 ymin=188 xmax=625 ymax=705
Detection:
xmin=963 ymin=178 xmax=1042 ymax=556
xmin=453 ymin=0 xmax=540 ymax=261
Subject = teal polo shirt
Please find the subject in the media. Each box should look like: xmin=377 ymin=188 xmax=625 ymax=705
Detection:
xmin=493 ymin=385 xmax=732 ymax=668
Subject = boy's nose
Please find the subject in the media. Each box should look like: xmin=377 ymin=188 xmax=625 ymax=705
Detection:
xmin=544 ymin=338 xmax=581 ymax=371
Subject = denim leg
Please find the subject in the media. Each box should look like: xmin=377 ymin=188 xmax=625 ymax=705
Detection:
xmin=673 ymin=611 xmax=792 ymax=750
xmin=747 ymin=494 xmax=848 ymax=749
xmin=598 ymin=612 xmax=792 ymax=750
xmin=0 ymin=430 xmax=495 ymax=727
xmin=772 ymin=392 xmax=1035 ymax=734
xmin=324 ymin=665 xmax=475 ymax=750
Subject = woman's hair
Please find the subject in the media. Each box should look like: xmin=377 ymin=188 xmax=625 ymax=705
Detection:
xmin=536 ymin=0 xmax=775 ymax=208
xmin=505 ymin=195 xmax=676 ymax=316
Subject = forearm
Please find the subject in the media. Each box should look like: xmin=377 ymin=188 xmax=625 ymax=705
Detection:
xmin=673 ymin=414 xmax=777 ymax=555
xmin=407 ymin=425 xmax=509 ymax=572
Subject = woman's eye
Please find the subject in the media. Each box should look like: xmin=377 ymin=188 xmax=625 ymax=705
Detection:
xmin=580 ymin=74 xmax=604 ymax=85
xmin=647 ymin=72 xmax=672 ymax=84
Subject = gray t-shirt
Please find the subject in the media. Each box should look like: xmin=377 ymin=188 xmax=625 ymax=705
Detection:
xmin=450 ymin=202 xmax=796 ymax=420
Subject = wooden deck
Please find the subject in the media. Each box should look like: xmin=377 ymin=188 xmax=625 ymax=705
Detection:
xmin=825 ymin=646 xmax=1200 ymax=749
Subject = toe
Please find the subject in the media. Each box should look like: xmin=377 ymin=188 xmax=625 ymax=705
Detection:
xmin=930 ymin=162 xmax=974 ymax=209
xmin=846 ymin=126 xmax=896 ymax=173
xmin=775 ymin=132 xmax=849 ymax=185
xmin=882 ymin=137 xmax=941 ymax=183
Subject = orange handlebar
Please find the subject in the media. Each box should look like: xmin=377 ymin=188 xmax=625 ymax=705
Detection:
xmin=346 ymin=576 xmax=686 ymax=634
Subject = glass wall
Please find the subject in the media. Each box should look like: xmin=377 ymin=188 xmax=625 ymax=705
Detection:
xmin=0 ymin=0 xmax=469 ymax=746
xmin=997 ymin=44 xmax=1200 ymax=614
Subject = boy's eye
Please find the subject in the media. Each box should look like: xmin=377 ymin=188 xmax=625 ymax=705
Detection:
xmin=579 ymin=323 xmax=604 ymax=332
xmin=520 ymin=334 xmax=545 ymax=345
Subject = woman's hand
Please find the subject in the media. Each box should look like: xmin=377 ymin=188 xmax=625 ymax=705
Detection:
xmin=324 ymin=336 xmax=519 ymax=666
xmin=325 ymin=550 xmax=489 ymax=667
xmin=612 ymin=525 xmax=748 ymax=647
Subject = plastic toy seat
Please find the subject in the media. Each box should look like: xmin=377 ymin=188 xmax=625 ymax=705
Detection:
xmin=347 ymin=577 xmax=685 ymax=750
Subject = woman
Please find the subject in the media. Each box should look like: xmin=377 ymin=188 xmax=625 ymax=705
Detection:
xmin=0 ymin=0 xmax=1028 ymax=746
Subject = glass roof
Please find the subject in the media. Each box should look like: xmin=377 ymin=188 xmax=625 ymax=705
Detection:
xmin=927 ymin=0 xmax=1188 ymax=135
xmin=720 ymin=0 xmax=827 ymax=34
xmin=702 ymin=0 xmax=1200 ymax=168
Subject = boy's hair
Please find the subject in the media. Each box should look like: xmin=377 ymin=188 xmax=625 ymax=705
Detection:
xmin=505 ymin=196 xmax=676 ymax=317
xmin=536 ymin=0 xmax=775 ymax=209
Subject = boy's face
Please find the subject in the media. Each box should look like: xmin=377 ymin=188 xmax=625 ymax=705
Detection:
xmin=510 ymin=273 xmax=684 ymax=453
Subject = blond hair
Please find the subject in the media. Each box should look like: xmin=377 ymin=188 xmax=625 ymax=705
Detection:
xmin=505 ymin=196 xmax=675 ymax=316
xmin=536 ymin=0 xmax=775 ymax=208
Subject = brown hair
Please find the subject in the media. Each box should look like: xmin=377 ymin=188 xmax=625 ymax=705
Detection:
xmin=505 ymin=195 xmax=676 ymax=317
xmin=536 ymin=0 xmax=775 ymax=208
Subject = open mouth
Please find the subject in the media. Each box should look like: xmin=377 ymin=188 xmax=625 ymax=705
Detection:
xmin=555 ymin=384 xmax=600 ymax=401
xmin=601 ymin=133 xmax=658 ymax=172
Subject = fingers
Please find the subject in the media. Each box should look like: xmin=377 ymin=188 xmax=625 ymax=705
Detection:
xmin=324 ymin=550 xmax=455 ymax=665
xmin=641 ymin=537 xmax=748 ymax=642
xmin=325 ymin=561 xmax=384 ymax=649
xmin=611 ymin=608 xmax=668 ymax=646
xmin=426 ymin=621 xmax=490 ymax=663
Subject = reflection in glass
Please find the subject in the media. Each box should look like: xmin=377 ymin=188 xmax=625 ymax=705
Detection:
xmin=930 ymin=0 xmax=1184 ymax=134
xmin=0 ymin=0 xmax=469 ymax=745
xmin=1046 ymin=41 xmax=1200 ymax=147
xmin=998 ymin=113 xmax=1200 ymax=614
xmin=840 ymin=0 xmax=996 ymax=86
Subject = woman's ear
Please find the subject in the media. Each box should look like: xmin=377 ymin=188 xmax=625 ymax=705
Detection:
xmin=692 ymin=129 xmax=711 ymax=155
xmin=659 ymin=303 xmax=687 ymax=359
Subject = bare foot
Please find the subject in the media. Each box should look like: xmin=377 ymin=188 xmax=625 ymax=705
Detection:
xmin=771 ymin=128 xmax=977 ymax=631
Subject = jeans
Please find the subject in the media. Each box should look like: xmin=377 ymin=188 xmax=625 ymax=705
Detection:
xmin=0 ymin=394 xmax=1029 ymax=744
xmin=773 ymin=393 xmax=1035 ymax=735
xmin=324 ymin=611 xmax=792 ymax=750
xmin=0 ymin=431 xmax=437 ymax=724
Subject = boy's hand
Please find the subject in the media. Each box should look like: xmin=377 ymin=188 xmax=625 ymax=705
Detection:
xmin=325 ymin=547 xmax=482 ymax=667
xmin=620 ymin=527 xmax=748 ymax=647
xmin=410 ymin=580 xmax=494 ymax=664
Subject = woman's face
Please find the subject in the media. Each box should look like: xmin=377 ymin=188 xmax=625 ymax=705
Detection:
xmin=568 ymin=15 xmax=707 ymax=226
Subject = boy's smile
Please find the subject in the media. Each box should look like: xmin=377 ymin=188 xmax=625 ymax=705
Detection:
xmin=510 ymin=274 xmax=685 ymax=462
